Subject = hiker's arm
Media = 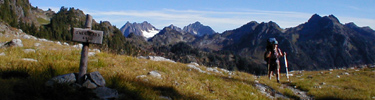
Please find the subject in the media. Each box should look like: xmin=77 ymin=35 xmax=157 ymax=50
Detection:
xmin=266 ymin=51 xmax=271 ymax=58
xmin=278 ymin=49 xmax=283 ymax=57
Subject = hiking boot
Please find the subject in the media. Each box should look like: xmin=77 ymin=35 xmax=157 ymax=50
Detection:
xmin=277 ymin=80 xmax=280 ymax=83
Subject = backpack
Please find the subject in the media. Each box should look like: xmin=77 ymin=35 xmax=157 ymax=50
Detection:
xmin=264 ymin=38 xmax=278 ymax=61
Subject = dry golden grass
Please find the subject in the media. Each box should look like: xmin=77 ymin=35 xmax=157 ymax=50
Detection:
xmin=2 ymin=33 xmax=375 ymax=100
xmin=0 ymin=35 xmax=269 ymax=100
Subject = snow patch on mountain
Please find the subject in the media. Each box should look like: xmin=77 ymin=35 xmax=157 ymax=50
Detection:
xmin=142 ymin=28 xmax=159 ymax=38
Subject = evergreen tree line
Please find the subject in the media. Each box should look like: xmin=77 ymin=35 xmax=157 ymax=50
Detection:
xmin=152 ymin=42 xmax=267 ymax=75
xmin=0 ymin=5 xmax=139 ymax=55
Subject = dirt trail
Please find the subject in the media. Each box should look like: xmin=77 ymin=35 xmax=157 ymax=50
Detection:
xmin=282 ymin=84 xmax=314 ymax=100
xmin=255 ymin=83 xmax=289 ymax=99
xmin=255 ymin=82 xmax=314 ymax=100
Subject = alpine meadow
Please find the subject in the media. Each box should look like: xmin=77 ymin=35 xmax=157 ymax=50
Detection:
xmin=1 ymin=0 xmax=375 ymax=99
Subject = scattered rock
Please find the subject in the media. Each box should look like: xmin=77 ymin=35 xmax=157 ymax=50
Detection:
xmin=88 ymin=52 xmax=96 ymax=56
xmin=63 ymin=42 xmax=69 ymax=46
xmin=329 ymin=69 xmax=333 ymax=71
xmin=82 ymin=80 xmax=97 ymax=89
xmin=187 ymin=64 xmax=206 ymax=73
xmin=23 ymin=49 xmax=36 ymax=53
xmin=56 ymin=41 xmax=62 ymax=45
xmin=137 ymin=56 xmax=148 ymax=59
xmin=1 ymin=39 xmax=23 ymax=48
xmin=21 ymin=34 xmax=36 ymax=39
xmin=34 ymin=43 xmax=41 ymax=47
xmin=336 ymin=75 xmax=340 ymax=78
xmin=38 ymin=38 xmax=52 ymax=42
xmin=148 ymin=56 xmax=176 ymax=63
xmin=73 ymin=44 xmax=83 ymax=49
xmin=148 ymin=70 xmax=162 ymax=79
xmin=93 ymin=87 xmax=119 ymax=100
xmin=319 ymin=82 xmax=326 ymax=85
xmin=0 ymin=52 xmax=5 ymax=56
xmin=190 ymin=62 xmax=199 ymax=66
xmin=46 ymin=72 xmax=119 ymax=99
xmin=206 ymin=67 xmax=221 ymax=74
xmin=46 ymin=73 xmax=76 ymax=87
xmin=307 ymin=75 xmax=313 ymax=78
xmin=92 ymin=49 xmax=101 ymax=53
xmin=136 ymin=75 xmax=147 ymax=79
xmin=21 ymin=58 xmax=38 ymax=62
xmin=88 ymin=71 xmax=106 ymax=87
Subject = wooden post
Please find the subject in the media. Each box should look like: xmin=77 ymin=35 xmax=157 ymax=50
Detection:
xmin=77 ymin=14 xmax=92 ymax=84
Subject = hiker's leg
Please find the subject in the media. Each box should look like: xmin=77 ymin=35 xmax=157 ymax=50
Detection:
xmin=276 ymin=60 xmax=280 ymax=82
xmin=268 ymin=68 xmax=271 ymax=80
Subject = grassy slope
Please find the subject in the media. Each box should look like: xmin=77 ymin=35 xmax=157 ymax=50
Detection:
xmin=0 ymin=35 xmax=267 ymax=99
xmin=1 ymin=32 xmax=374 ymax=99
xmin=257 ymin=67 xmax=375 ymax=100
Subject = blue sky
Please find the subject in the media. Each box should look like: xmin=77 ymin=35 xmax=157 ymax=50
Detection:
xmin=29 ymin=0 xmax=374 ymax=33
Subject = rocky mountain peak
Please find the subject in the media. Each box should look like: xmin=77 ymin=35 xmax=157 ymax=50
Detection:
xmin=120 ymin=21 xmax=159 ymax=38
xmin=166 ymin=24 xmax=183 ymax=33
xmin=308 ymin=14 xmax=322 ymax=23
xmin=183 ymin=21 xmax=216 ymax=36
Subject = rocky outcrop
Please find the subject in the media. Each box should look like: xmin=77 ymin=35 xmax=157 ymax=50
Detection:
xmin=183 ymin=21 xmax=216 ymax=36
xmin=0 ymin=39 xmax=23 ymax=48
xmin=149 ymin=27 xmax=196 ymax=46
xmin=120 ymin=21 xmax=159 ymax=38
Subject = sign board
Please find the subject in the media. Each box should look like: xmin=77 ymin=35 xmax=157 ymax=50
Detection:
xmin=72 ymin=28 xmax=103 ymax=44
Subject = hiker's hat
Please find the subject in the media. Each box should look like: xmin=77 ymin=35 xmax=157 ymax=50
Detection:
xmin=273 ymin=41 xmax=278 ymax=45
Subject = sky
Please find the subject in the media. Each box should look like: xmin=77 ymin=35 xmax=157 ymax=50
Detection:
xmin=29 ymin=0 xmax=375 ymax=33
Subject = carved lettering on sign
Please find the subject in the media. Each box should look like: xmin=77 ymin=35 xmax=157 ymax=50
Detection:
xmin=72 ymin=28 xmax=103 ymax=44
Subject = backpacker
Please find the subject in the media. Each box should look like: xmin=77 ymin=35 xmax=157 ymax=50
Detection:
xmin=264 ymin=38 xmax=278 ymax=61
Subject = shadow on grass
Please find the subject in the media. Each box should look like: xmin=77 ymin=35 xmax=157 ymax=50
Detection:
xmin=107 ymin=74 xmax=205 ymax=100
xmin=0 ymin=65 xmax=98 ymax=100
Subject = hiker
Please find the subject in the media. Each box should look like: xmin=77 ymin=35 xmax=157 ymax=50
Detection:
xmin=265 ymin=38 xmax=284 ymax=83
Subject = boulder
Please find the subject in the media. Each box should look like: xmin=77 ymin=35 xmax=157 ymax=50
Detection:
xmin=93 ymin=87 xmax=119 ymax=99
xmin=187 ymin=64 xmax=206 ymax=73
xmin=21 ymin=58 xmax=38 ymax=62
xmin=63 ymin=42 xmax=69 ymax=46
xmin=23 ymin=49 xmax=36 ymax=53
xmin=1 ymin=39 xmax=23 ymax=48
xmin=34 ymin=43 xmax=41 ymax=47
xmin=46 ymin=73 xmax=76 ymax=87
xmin=82 ymin=80 xmax=97 ymax=89
xmin=148 ymin=70 xmax=162 ymax=79
xmin=88 ymin=52 xmax=96 ymax=56
xmin=88 ymin=71 xmax=106 ymax=87
xmin=148 ymin=56 xmax=176 ymax=63
xmin=0 ymin=52 xmax=5 ymax=56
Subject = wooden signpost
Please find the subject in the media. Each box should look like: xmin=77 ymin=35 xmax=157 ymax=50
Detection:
xmin=72 ymin=14 xmax=103 ymax=84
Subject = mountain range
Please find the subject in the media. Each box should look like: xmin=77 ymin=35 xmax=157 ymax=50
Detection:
xmin=130 ymin=14 xmax=375 ymax=71
xmin=120 ymin=21 xmax=216 ymax=39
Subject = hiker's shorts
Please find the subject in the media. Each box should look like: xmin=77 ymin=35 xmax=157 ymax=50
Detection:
xmin=269 ymin=59 xmax=279 ymax=72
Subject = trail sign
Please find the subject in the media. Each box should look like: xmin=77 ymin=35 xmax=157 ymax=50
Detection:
xmin=71 ymin=14 xmax=103 ymax=84
xmin=72 ymin=28 xmax=103 ymax=44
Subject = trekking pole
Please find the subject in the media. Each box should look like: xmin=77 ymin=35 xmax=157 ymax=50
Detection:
xmin=268 ymin=58 xmax=270 ymax=80
xmin=284 ymin=52 xmax=289 ymax=81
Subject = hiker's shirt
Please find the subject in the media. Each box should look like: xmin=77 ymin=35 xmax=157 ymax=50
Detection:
xmin=269 ymin=48 xmax=282 ymax=63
